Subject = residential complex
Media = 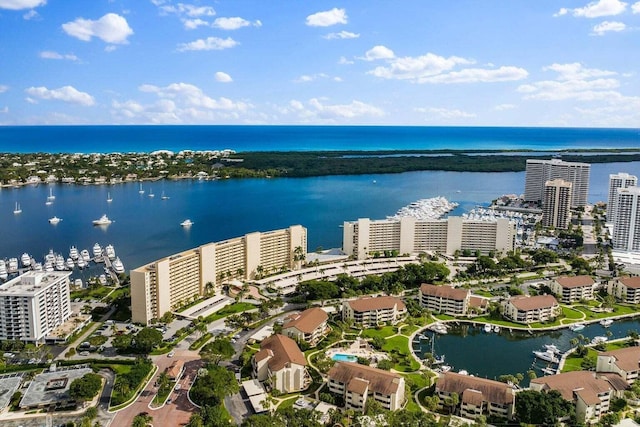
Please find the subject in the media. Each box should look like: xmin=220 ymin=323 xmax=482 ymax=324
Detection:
xmin=608 ymin=276 xmax=640 ymax=304
xmin=0 ymin=271 xmax=71 ymax=344
xmin=281 ymin=308 xmax=330 ymax=346
xmin=419 ymin=283 xmax=470 ymax=315
xmin=343 ymin=216 xmax=516 ymax=260
xmin=252 ymin=334 xmax=308 ymax=394
xmin=612 ymin=186 xmax=640 ymax=252
xmin=327 ymin=362 xmax=405 ymax=412
xmin=342 ymin=296 xmax=406 ymax=327
xmin=597 ymin=346 xmax=640 ymax=385
xmin=607 ymin=172 xmax=637 ymax=224
xmin=550 ymin=275 xmax=595 ymax=304
xmin=502 ymin=295 xmax=560 ymax=324
xmin=435 ymin=372 xmax=515 ymax=420
xmin=542 ymin=179 xmax=572 ymax=229
xmin=131 ymin=225 xmax=306 ymax=324
xmin=524 ymin=158 xmax=590 ymax=208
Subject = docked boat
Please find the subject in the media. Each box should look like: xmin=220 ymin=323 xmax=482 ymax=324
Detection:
xmin=66 ymin=258 xmax=75 ymax=269
xmin=33 ymin=262 xmax=43 ymax=272
xmin=569 ymin=323 xmax=585 ymax=331
xmin=430 ymin=323 xmax=448 ymax=334
xmin=541 ymin=367 xmax=556 ymax=375
xmin=48 ymin=216 xmax=62 ymax=224
xmin=484 ymin=324 xmax=492 ymax=333
xmin=45 ymin=250 xmax=55 ymax=265
xmin=0 ymin=260 xmax=7 ymax=280
xmin=600 ymin=319 xmax=614 ymax=327
xmin=591 ymin=336 xmax=608 ymax=345
xmin=69 ymin=246 xmax=79 ymax=260
xmin=112 ymin=257 xmax=125 ymax=274
xmin=544 ymin=344 xmax=560 ymax=354
xmin=533 ymin=350 xmax=560 ymax=364
xmin=104 ymin=244 xmax=116 ymax=260
xmin=21 ymin=253 xmax=31 ymax=267
xmin=55 ymin=255 xmax=65 ymax=271
xmin=180 ymin=219 xmax=194 ymax=227
xmin=99 ymin=274 xmax=107 ymax=285
xmin=81 ymin=249 xmax=91 ymax=263
xmin=7 ymin=258 xmax=18 ymax=274
xmin=44 ymin=260 xmax=54 ymax=273
xmin=93 ymin=243 xmax=103 ymax=258
xmin=77 ymin=257 xmax=87 ymax=269
xmin=493 ymin=325 xmax=501 ymax=333
xmin=74 ymin=278 xmax=83 ymax=288
xmin=93 ymin=214 xmax=112 ymax=226
xmin=13 ymin=202 xmax=22 ymax=214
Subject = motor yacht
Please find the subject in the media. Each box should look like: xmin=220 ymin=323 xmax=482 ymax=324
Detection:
xmin=180 ymin=219 xmax=194 ymax=227
xmin=112 ymin=257 xmax=125 ymax=274
xmin=93 ymin=214 xmax=112 ymax=226
xmin=69 ymin=246 xmax=79 ymax=260
xmin=104 ymin=244 xmax=116 ymax=260
xmin=81 ymin=249 xmax=91 ymax=263
xmin=21 ymin=253 xmax=31 ymax=267
xmin=93 ymin=243 xmax=103 ymax=258
xmin=48 ymin=216 xmax=62 ymax=224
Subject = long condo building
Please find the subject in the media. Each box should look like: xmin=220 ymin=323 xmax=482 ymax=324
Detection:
xmin=343 ymin=216 xmax=515 ymax=260
xmin=524 ymin=158 xmax=590 ymax=208
xmin=0 ymin=271 xmax=71 ymax=343
xmin=542 ymin=179 xmax=572 ymax=229
xmin=608 ymin=172 xmax=637 ymax=224
xmin=131 ymin=225 xmax=307 ymax=324
xmin=612 ymin=187 xmax=640 ymax=252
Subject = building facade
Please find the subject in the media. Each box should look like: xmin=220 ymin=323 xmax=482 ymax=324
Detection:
xmin=612 ymin=187 xmax=640 ymax=252
xmin=435 ymin=372 xmax=515 ymax=420
xmin=419 ymin=283 xmax=470 ymax=315
xmin=327 ymin=362 xmax=405 ymax=412
xmin=524 ymin=158 xmax=590 ymax=208
xmin=608 ymin=173 xmax=637 ymax=224
xmin=252 ymin=334 xmax=308 ymax=394
xmin=502 ymin=295 xmax=560 ymax=324
xmin=343 ymin=216 xmax=515 ymax=260
xmin=597 ymin=347 xmax=640 ymax=385
xmin=0 ymin=271 xmax=71 ymax=343
xmin=281 ymin=307 xmax=330 ymax=346
xmin=550 ymin=275 xmax=595 ymax=304
xmin=542 ymin=179 xmax=572 ymax=229
xmin=608 ymin=276 xmax=640 ymax=304
xmin=131 ymin=225 xmax=307 ymax=324
xmin=342 ymin=296 xmax=407 ymax=327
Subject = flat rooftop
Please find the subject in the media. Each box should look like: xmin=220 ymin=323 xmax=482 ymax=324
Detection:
xmin=20 ymin=367 xmax=93 ymax=409
xmin=0 ymin=374 xmax=23 ymax=411
xmin=0 ymin=271 xmax=70 ymax=296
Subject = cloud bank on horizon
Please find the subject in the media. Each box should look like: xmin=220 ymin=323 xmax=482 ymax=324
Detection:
xmin=0 ymin=0 xmax=639 ymax=127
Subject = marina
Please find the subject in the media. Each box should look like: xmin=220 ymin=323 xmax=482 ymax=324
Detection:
xmin=387 ymin=196 xmax=458 ymax=221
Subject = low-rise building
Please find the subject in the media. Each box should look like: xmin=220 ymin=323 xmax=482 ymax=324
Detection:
xmin=502 ymin=295 xmax=560 ymax=324
xmin=435 ymin=372 xmax=515 ymax=420
xmin=608 ymin=276 xmax=640 ymax=304
xmin=327 ymin=362 xmax=405 ymax=412
xmin=252 ymin=334 xmax=308 ymax=394
xmin=419 ymin=284 xmax=470 ymax=315
xmin=281 ymin=308 xmax=330 ymax=346
xmin=530 ymin=371 xmax=613 ymax=424
xmin=597 ymin=347 xmax=640 ymax=385
xmin=342 ymin=296 xmax=406 ymax=327
xmin=550 ymin=276 xmax=595 ymax=304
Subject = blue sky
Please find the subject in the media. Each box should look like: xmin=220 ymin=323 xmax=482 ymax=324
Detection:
xmin=0 ymin=0 xmax=639 ymax=126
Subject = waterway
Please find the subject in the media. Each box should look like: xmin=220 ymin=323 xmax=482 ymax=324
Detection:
xmin=413 ymin=318 xmax=640 ymax=384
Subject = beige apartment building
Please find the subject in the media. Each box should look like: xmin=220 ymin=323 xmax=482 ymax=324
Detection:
xmin=131 ymin=225 xmax=306 ymax=324
xmin=542 ymin=179 xmax=572 ymax=229
xmin=343 ymin=216 xmax=515 ymax=260
xmin=419 ymin=283 xmax=470 ymax=315
xmin=550 ymin=275 xmax=595 ymax=304
xmin=608 ymin=276 xmax=640 ymax=304
xmin=342 ymin=296 xmax=407 ymax=327
xmin=502 ymin=294 xmax=560 ymax=324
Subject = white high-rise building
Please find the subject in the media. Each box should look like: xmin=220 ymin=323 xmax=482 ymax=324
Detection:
xmin=543 ymin=179 xmax=572 ymax=229
xmin=608 ymin=173 xmax=637 ymax=224
xmin=524 ymin=159 xmax=590 ymax=208
xmin=0 ymin=271 xmax=71 ymax=343
xmin=613 ymin=187 xmax=640 ymax=252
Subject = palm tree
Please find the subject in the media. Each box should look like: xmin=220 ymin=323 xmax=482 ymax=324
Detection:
xmin=256 ymin=265 xmax=264 ymax=279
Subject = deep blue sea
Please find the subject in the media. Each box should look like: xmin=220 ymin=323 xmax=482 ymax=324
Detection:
xmin=0 ymin=125 xmax=639 ymax=153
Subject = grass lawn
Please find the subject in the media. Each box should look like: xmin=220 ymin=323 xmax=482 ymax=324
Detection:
xmin=399 ymin=324 xmax=421 ymax=336
xmin=562 ymin=348 xmax=598 ymax=372
xmin=361 ymin=326 xmax=396 ymax=340
xmin=401 ymin=372 xmax=432 ymax=389
xmin=70 ymin=286 xmax=112 ymax=301
xmin=561 ymin=306 xmax=584 ymax=319
xmin=204 ymin=302 xmax=256 ymax=323
xmin=473 ymin=290 xmax=493 ymax=298
xmin=383 ymin=336 xmax=410 ymax=355
xmin=152 ymin=380 xmax=176 ymax=407
xmin=276 ymin=395 xmax=299 ymax=411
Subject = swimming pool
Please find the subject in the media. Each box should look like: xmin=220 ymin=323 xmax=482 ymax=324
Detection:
xmin=331 ymin=353 xmax=358 ymax=362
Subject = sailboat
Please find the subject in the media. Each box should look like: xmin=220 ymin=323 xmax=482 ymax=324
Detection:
xmin=47 ymin=188 xmax=55 ymax=201
xmin=13 ymin=202 xmax=22 ymax=214
xmin=161 ymin=191 xmax=169 ymax=200
xmin=138 ymin=183 xmax=145 ymax=194
xmin=107 ymin=192 xmax=113 ymax=203
xmin=148 ymin=188 xmax=155 ymax=198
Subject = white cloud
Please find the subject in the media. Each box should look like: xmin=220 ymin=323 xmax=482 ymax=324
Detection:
xmin=293 ymin=73 xmax=343 ymax=83
xmin=0 ymin=85 xmax=8 ymax=93
xmin=555 ymin=0 xmax=627 ymax=18
xmin=160 ymin=3 xmax=215 ymax=17
xmin=62 ymin=13 xmax=134 ymax=44
xmin=592 ymin=20 xmax=626 ymax=34
xmin=419 ymin=66 xmax=529 ymax=84
xmin=362 ymin=45 xmax=395 ymax=61
xmin=306 ymin=8 xmax=347 ymax=27
xmin=23 ymin=9 xmax=38 ymax=19
xmin=39 ymin=50 xmax=79 ymax=61
xmin=177 ymin=37 xmax=238 ymax=51
xmin=323 ymin=30 xmax=360 ymax=40
xmin=183 ymin=18 xmax=208 ymax=30
xmin=307 ymin=98 xmax=384 ymax=119
xmin=415 ymin=107 xmax=476 ymax=119
xmin=24 ymin=85 xmax=95 ymax=106
xmin=215 ymin=71 xmax=233 ymax=83
xmin=494 ymin=104 xmax=516 ymax=111
xmin=138 ymin=82 xmax=249 ymax=111
xmin=0 ymin=0 xmax=45 ymax=10
xmin=633 ymin=1 xmax=640 ymax=12
xmin=213 ymin=17 xmax=254 ymax=30
xmin=544 ymin=62 xmax=617 ymax=80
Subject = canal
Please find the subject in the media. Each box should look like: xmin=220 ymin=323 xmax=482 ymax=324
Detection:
xmin=412 ymin=318 xmax=640 ymax=384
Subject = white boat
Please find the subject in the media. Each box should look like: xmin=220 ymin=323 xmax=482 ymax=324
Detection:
xmin=493 ymin=325 xmax=501 ymax=333
xmin=484 ymin=324 xmax=492 ymax=333
xmin=569 ymin=323 xmax=585 ymax=331
xmin=93 ymin=214 xmax=112 ymax=226
xmin=533 ymin=350 xmax=560 ymax=364
xmin=544 ymin=344 xmax=560 ymax=354
xmin=104 ymin=244 xmax=116 ymax=260
xmin=74 ymin=278 xmax=83 ymax=288
xmin=93 ymin=243 xmax=103 ymax=258
xmin=69 ymin=246 xmax=79 ymax=260
xmin=600 ymin=319 xmax=614 ymax=327
xmin=591 ymin=336 xmax=608 ymax=345
xmin=45 ymin=200 xmax=53 ymax=206
xmin=148 ymin=189 xmax=155 ymax=198
xmin=47 ymin=188 xmax=55 ymax=201
xmin=45 ymin=250 xmax=55 ymax=265
xmin=48 ymin=216 xmax=62 ymax=224
xmin=55 ymin=255 xmax=65 ymax=271
xmin=66 ymin=258 xmax=75 ymax=269
xmin=541 ymin=367 xmax=556 ymax=375
xmin=13 ymin=202 xmax=22 ymax=214
xmin=77 ymin=257 xmax=87 ymax=269
xmin=180 ymin=219 xmax=194 ymax=227
xmin=161 ymin=191 xmax=169 ymax=200
xmin=107 ymin=192 xmax=113 ymax=203
xmin=21 ymin=253 xmax=31 ymax=267
xmin=33 ymin=262 xmax=42 ymax=272
xmin=81 ymin=249 xmax=90 ymax=263
xmin=112 ymin=257 xmax=125 ymax=274
xmin=99 ymin=274 xmax=107 ymax=285
xmin=44 ymin=260 xmax=54 ymax=273
xmin=138 ymin=183 xmax=145 ymax=194
xmin=430 ymin=323 xmax=448 ymax=334
xmin=0 ymin=260 xmax=7 ymax=280
xmin=7 ymin=258 xmax=18 ymax=273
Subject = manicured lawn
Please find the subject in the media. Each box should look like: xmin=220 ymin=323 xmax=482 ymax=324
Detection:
xmin=152 ymin=380 xmax=176 ymax=406
xmin=473 ymin=290 xmax=493 ymax=298
xmin=399 ymin=324 xmax=421 ymax=335
xmin=204 ymin=302 xmax=256 ymax=323
xmin=70 ymin=286 xmax=112 ymax=301
xmin=561 ymin=306 xmax=584 ymax=319
xmin=383 ymin=336 xmax=410 ymax=355
xmin=562 ymin=348 xmax=598 ymax=372
xmin=276 ymin=395 xmax=299 ymax=411
xmin=361 ymin=326 xmax=396 ymax=340
xmin=401 ymin=372 xmax=432 ymax=389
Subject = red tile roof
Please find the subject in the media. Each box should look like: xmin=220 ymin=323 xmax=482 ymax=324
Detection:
xmin=282 ymin=308 xmax=328 ymax=334
xmin=328 ymin=362 xmax=402 ymax=396
xmin=600 ymin=346 xmax=640 ymax=372
xmin=555 ymin=275 xmax=595 ymax=289
xmin=509 ymin=294 xmax=558 ymax=311
xmin=531 ymin=371 xmax=611 ymax=405
xmin=420 ymin=283 xmax=469 ymax=301
xmin=259 ymin=334 xmax=306 ymax=371
xmin=436 ymin=372 xmax=514 ymax=405
xmin=618 ymin=276 xmax=640 ymax=289
xmin=347 ymin=296 xmax=406 ymax=313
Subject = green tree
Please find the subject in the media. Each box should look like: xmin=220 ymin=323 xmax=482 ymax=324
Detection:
xmin=200 ymin=338 xmax=235 ymax=365
xmin=134 ymin=327 xmax=163 ymax=353
xmin=132 ymin=412 xmax=153 ymax=427
xmin=69 ymin=373 xmax=102 ymax=402
xmin=515 ymin=390 xmax=574 ymax=425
